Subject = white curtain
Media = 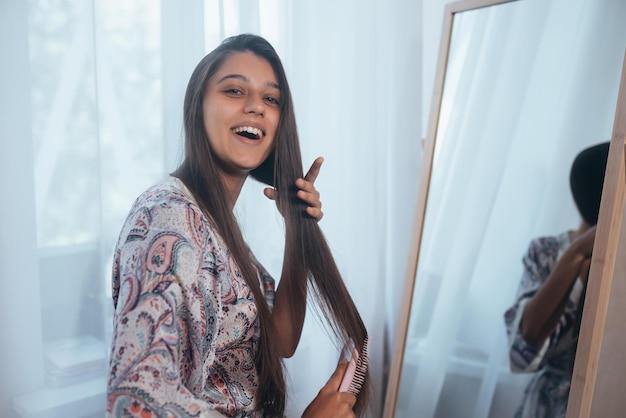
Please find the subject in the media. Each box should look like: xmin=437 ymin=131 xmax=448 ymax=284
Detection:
xmin=0 ymin=1 xmax=421 ymax=417
xmin=395 ymin=0 xmax=626 ymax=417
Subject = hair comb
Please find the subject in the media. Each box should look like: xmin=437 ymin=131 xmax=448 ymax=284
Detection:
xmin=338 ymin=335 xmax=368 ymax=396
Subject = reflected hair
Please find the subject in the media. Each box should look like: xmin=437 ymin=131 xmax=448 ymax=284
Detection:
xmin=569 ymin=141 xmax=610 ymax=226
xmin=172 ymin=34 xmax=370 ymax=417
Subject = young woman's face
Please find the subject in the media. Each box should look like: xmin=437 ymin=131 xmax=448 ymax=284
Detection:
xmin=203 ymin=51 xmax=281 ymax=179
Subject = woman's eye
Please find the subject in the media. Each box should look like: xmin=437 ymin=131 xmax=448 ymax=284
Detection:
xmin=265 ymin=97 xmax=280 ymax=105
xmin=225 ymin=88 xmax=243 ymax=95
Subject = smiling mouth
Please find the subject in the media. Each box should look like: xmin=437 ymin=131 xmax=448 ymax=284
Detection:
xmin=233 ymin=126 xmax=263 ymax=140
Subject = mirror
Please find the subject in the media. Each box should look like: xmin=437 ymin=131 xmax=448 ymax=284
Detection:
xmin=384 ymin=0 xmax=626 ymax=417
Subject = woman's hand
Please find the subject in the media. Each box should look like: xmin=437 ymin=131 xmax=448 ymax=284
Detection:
xmin=571 ymin=225 xmax=597 ymax=260
xmin=302 ymin=361 xmax=357 ymax=418
xmin=264 ymin=157 xmax=324 ymax=221
xmin=570 ymin=225 xmax=597 ymax=282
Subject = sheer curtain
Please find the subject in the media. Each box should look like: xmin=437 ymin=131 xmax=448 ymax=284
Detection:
xmin=396 ymin=0 xmax=626 ymax=417
xmin=0 ymin=1 xmax=421 ymax=417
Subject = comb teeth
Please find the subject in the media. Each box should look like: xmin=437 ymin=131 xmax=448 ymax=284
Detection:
xmin=338 ymin=336 xmax=369 ymax=396
xmin=347 ymin=335 xmax=368 ymax=396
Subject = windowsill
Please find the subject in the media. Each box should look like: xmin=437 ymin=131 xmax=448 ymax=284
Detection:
xmin=12 ymin=376 xmax=106 ymax=418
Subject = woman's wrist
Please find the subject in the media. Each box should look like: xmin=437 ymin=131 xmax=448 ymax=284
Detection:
xmin=564 ymin=239 xmax=592 ymax=267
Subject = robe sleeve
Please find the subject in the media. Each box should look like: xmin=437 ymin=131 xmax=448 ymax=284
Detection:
xmin=107 ymin=195 xmax=226 ymax=418
xmin=504 ymin=237 xmax=560 ymax=373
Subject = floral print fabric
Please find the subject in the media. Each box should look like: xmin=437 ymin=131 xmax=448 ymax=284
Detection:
xmin=504 ymin=232 xmax=584 ymax=418
xmin=106 ymin=177 xmax=275 ymax=418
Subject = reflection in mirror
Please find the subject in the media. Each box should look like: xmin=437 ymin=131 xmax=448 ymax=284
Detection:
xmin=385 ymin=0 xmax=626 ymax=417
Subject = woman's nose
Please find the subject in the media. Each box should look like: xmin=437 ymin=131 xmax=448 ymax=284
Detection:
xmin=244 ymin=94 xmax=264 ymax=116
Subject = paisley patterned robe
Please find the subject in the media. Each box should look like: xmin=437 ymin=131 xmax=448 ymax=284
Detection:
xmin=106 ymin=177 xmax=275 ymax=418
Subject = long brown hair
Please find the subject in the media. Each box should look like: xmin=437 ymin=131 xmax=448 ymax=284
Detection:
xmin=172 ymin=34 xmax=370 ymax=417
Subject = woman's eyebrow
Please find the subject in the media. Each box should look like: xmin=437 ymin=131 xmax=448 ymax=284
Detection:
xmin=217 ymin=74 xmax=280 ymax=90
xmin=217 ymin=74 xmax=248 ymax=84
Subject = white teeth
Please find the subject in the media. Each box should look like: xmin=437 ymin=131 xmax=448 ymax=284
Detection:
xmin=234 ymin=126 xmax=263 ymax=138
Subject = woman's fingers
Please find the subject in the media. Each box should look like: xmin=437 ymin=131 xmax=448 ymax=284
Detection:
xmin=304 ymin=156 xmax=324 ymax=183
xmin=302 ymin=361 xmax=357 ymax=418
xmin=298 ymin=157 xmax=324 ymax=221
xmin=263 ymin=157 xmax=325 ymax=221
xmin=263 ymin=187 xmax=278 ymax=201
xmin=325 ymin=361 xmax=349 ymax=392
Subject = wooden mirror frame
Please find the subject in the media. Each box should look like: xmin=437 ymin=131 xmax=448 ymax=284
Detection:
xmin=566 ymin=50 xmax=626 ymax=417
xmin=382 ymin=1 xmax=518 ymax=416
xmin=382 ymin=0 xmax=626 ymax=415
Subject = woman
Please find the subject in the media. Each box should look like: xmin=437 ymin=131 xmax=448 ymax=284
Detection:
xmin=106 ymin=34 xmax=369 ymax=417
xmin=504 ymin=142 xmax=610 ymax=418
